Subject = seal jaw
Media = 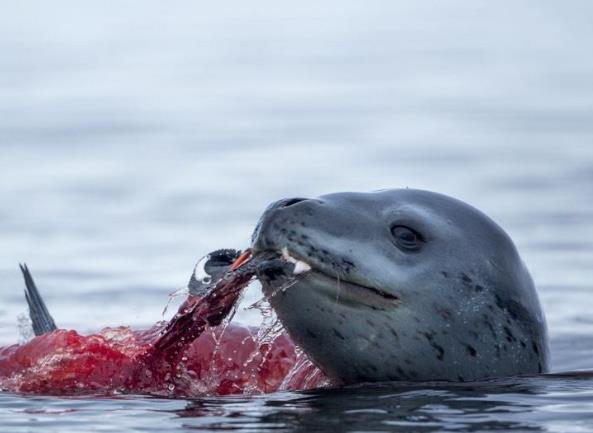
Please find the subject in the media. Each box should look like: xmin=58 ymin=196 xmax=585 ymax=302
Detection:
xmin=256 ymin=264 xmax=406 ymax=383
xmin=280 ymin=247 xmax=312 ymax=275
xmin=253 ymin=245 xmax=400 ymax=310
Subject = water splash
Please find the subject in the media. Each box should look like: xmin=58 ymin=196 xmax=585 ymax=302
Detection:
xmin=161 ymin=286 xmax=190 ymax=317
xmin=16 ymin=313 xmax=34 ymax=345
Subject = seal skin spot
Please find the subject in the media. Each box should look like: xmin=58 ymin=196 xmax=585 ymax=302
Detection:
xmin=505 ymin=300 xmax=531 ymax=322
xmin=460 ymin=273 xmax=485 ymax=293
xmin=333 ymin=329 xmax=346 ymax=340
xmin=465 ymin=344 xmax=477 ymax=357
xmin=422 ymin=331 xmax=445 ymax=361
xmin=340 ymin=258 xmax=355 ymax=274
xmin=495 ymin=294 xmax=530 ymax=323
xmin=532 ymin=341 xmax=540 ymax=355
xmin=435 ymin=305 xmax=454 ymax=321
xmin=305 ymin=329 xmax=317 ymax=340
xmin=503 ymin=326 xmax=517 ymax=343
xmin=395 ymin=367 xmax=410 ymax=379
xmin=461 ymin=273 xmax=472 ymax=286
xmin=441 ymin=271 xmax=449 ymax=278
xmin=482 ymin=314 xmax=497 ymax=338
xmin=495 ymin=294 xmax=505 ymax=310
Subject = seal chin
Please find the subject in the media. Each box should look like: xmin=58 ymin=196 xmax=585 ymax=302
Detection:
xmin=255 ymin=246 xmax=400 ymax=310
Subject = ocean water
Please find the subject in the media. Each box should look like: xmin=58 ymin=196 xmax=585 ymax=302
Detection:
xmin=2 ymin=1 xmax=593 ymax=431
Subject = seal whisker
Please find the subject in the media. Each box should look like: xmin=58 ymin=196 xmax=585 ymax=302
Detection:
xmin=267 ymin=278 xmax=299 ymax=300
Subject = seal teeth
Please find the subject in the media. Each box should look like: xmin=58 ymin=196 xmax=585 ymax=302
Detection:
xmin=281 ymin=247 xmax=312 ymax=275
xmin=293 ymin=261 xmax=312 ymax=275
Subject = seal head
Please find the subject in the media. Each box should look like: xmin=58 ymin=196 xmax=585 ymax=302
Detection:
xmin=252 ymin=189 xmax=549 ymax=384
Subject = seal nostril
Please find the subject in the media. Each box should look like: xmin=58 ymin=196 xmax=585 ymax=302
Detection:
xmin=280 ymin=198 xmax=308 ymax=208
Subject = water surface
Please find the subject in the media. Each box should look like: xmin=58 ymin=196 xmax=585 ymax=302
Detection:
xmin=2 ymin=1 xmax=593 ymax=431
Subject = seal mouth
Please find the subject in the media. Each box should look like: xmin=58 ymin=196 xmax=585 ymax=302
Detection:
xmin=256 ymin=247 xmax=400 ymax=308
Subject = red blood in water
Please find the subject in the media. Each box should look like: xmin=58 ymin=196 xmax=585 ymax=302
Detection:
xmin=0 ymin=324 xmax=326 ymax=396
xmin=0 ymin=265 xmax=328 ymax=396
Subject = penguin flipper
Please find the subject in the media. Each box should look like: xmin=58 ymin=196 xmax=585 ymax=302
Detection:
xmin=19 ymin=264 xmax=58 ymax=336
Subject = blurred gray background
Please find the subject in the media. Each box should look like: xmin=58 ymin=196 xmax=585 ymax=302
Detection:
xmin=1 ymin=1 xmax=593 ymax=371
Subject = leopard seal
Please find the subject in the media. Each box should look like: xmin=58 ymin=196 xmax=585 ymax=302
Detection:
xmin=251 ymin=189 xmax=550 ymax=384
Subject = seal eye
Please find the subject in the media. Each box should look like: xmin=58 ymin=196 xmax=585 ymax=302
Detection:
xmin=391 ymin=225 xmax=423 ymax=252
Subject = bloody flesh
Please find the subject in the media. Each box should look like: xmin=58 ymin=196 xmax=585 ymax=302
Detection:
xmin=0 ymin=253 xmax=327 ymax=396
